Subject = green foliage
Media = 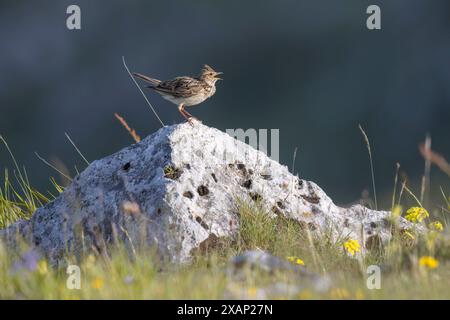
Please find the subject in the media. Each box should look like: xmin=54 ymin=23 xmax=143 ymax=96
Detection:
xmin=0 ymin=136 xmax=60 ymax=228
xmin=0 ymin=194 xmax=449 ymax=299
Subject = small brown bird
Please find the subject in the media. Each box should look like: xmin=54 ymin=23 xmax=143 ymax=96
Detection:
xmin=133 ymin=65 xmax=222 ymax=123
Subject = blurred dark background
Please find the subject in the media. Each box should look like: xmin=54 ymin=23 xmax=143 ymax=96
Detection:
xmin=0 ymin=0 xmax=449 ymax=208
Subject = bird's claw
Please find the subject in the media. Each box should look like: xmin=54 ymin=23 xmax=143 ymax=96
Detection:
xmin=187 ymin=117 xmax=201 ymax=126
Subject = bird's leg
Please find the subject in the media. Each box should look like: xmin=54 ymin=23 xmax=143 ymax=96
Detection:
xmin=178 ymin=104 xmax=189 ymax=121
xmin=181 ymin=106 xmax=201 ymax=123
xmin=178 ymin=104 xmax=194 ymax=125
xmin=182 ymin=108 xmax=197 ymax=120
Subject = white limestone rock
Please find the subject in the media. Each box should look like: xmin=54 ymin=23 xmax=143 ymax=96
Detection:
xmin=0 ymin=122 xmax=417 ymax=264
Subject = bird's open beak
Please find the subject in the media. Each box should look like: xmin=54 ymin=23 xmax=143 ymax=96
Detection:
xmin=214 ymin=72 xmax=223 ymax=80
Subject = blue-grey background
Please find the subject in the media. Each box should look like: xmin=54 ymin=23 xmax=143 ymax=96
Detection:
xmin=0 ymin=0 xmax=449 ymax=208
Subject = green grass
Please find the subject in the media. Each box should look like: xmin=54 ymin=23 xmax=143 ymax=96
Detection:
xmin=0 ymin=136 xmax=449 ymax=299
xmin=0 ymin=193 xmax=449 ymax=299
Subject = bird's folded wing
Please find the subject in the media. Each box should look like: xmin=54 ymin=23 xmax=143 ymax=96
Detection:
xmin=154 ymin=77 xmax=202 ymax=97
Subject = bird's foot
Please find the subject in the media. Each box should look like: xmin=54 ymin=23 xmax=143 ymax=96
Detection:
xmin=187 ymin=117 xmax=201 ymax=126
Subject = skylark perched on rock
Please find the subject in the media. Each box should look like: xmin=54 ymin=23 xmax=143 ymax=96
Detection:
xmin=133 ymin=65 xmax=222 ymax=124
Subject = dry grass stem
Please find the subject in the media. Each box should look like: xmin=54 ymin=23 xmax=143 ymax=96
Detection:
xmin=115 ymin=113 xmax=141 ymax=143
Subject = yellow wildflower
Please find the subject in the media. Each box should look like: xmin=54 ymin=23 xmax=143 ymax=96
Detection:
xmin=91 ymin=277 xmax=104 ymax=289
xmin=299 ymin=289 xmax=312 ymax=299
xmin=391 ymin=205 xmax=402 ymax=217
xmin=354 ymin=289 xmax=365 ymax=300
xmin=297 ymin=259 xmax=305 ymax=265
xmin=419 ymin=256 xmax=439 ymax=269
xmin=330 ymin=288 xmax=350 ymax=299
xmin=404 ymin=207 xmax=429 ymax=223
xmin=37 ymin=260 xmax=48 ymax=275
xmin=343 ymin=239 xmax=361 ymax=256
xmin=247 ymin=287 xmax=258 ymax=298
xmin=287 ymin=256 xmax=305 ymax=265
xmin=428 ymin=221 xmax=444 ymax=232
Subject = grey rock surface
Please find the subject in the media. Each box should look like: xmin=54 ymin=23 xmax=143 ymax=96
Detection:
xmin=0 ymin=122 xmax=417 ymax=264
xmin=226 ymin=250 xmax=331 ymax=296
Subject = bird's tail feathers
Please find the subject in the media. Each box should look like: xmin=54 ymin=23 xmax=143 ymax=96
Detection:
xmin=132 ymin=72 xmax=161 ymax=85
